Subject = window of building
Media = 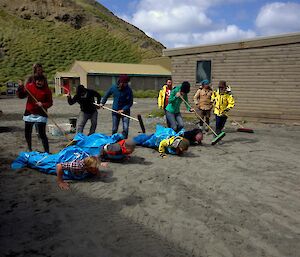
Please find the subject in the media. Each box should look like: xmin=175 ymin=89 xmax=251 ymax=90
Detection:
xmin=196 ymin=60 xmax=211 ymax=83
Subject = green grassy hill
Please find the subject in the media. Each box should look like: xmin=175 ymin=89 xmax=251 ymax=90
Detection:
xmin=0 ymin=0 xmax=165 ymax=84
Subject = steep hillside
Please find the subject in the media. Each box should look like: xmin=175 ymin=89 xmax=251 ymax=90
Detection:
xmin=0 ymin=0 xmax=165 ymax=84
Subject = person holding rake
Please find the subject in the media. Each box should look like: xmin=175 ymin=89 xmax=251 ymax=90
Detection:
xmin=211 ymin=80 xmax=235 ymax=135
xmin=17 ymin=74 xmax=53 ymax=153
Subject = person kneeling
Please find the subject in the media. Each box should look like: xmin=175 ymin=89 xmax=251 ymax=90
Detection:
xmin=158 ymin=136 xmax=190 ymax=158
xmin=56 ymin=156 xmax=108 ymax=190
xmin=100 ymin=139 xmax=136 ymax=161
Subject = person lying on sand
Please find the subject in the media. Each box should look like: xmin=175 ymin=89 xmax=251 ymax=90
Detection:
xmin=56 ymin=156 xmax=109 ymax=190
xmin=99 ymin=139 xmax=136 ymax=161
xmin=158 ymin=136 xmax=190 ymax=158
xmin=182 ymin=128 xmax=203 ymax=145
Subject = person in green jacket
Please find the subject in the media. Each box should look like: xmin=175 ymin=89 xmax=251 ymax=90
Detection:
xmin=165 ymin=81 xmax=194 ymax=132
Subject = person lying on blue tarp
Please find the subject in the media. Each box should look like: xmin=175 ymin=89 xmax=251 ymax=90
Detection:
xmin=11 ymin=132 xmax=124 ymax=182
xmin=100 ymin=139 xmax=136 ymax=162
xmin=56 ymin=156 xmax=109 ymax=190
xmin=134 ymin=124 xmax=202 ymax=158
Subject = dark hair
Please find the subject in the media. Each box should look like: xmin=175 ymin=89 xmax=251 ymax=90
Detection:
xmin=33 ymin=74 xmax=46 ymax=82
xmin=180 ymin=81 xmax=190 ymax=94
xmin=219 ymin=80 xmax=227 ymax=88
xmin=76 ymin=84 xmax=86 ymax=95
xmin=33 ymin=63 xmax=43 ymax=74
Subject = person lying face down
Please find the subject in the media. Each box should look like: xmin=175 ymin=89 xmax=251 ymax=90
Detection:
xmin=183 ymin=128 xmax=203 ymax=145
xmin=158 ymin=136 xmax=190 ymax=158
xmin=56 ymin=156 xmax=109 ymax=190
xmin=99 ymin=139 xmax=136 ymax=161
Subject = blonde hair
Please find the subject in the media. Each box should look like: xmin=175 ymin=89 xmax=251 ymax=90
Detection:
xmin=84 ymin=156 xmax=100 ymax=169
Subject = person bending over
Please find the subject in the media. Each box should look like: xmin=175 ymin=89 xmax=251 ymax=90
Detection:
xmin=67 ymin=85 xmax=101 ymax=135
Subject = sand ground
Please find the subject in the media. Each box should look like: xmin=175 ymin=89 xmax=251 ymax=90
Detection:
xmin=0 ymin=96 xmax=300 ymax=257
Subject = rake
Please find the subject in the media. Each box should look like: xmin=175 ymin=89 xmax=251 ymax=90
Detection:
xmin=179 ymin=96 xmax=225 ymax=145
xmin=24 ymin=86 xmax=72 ymax=142
xmin=93 ymin=103 xmax=146 ymax=133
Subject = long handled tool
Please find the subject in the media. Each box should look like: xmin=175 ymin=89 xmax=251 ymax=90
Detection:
xmin=179 ymin=96 xmax=225 ymax=145
xmin=24 ymin=86 xmax=71 ymax=142
xmin=226 ymin=114 xmax=254 ymax=133
xmin=93 ymin=103 xmax=146 ymax=133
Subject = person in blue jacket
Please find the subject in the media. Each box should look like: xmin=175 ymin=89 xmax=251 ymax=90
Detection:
xmin=100 ymin=75 xmax=133 ymax=138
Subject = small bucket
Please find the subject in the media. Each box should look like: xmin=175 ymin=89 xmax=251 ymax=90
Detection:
xmin=69 ymin=117 xmax=77 ymax=133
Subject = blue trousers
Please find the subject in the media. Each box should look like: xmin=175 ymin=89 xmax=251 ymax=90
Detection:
xmin=165 ymin=111 xmax=184 ymax=132
xmin=215 ymin=115 xmax=227 ymax=134
xmin=112 ymin=113 xmax=130 ymax=139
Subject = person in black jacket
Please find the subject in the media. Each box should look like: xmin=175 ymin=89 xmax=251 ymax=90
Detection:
xmin=67 ymin=85 xmax=101 ymax=135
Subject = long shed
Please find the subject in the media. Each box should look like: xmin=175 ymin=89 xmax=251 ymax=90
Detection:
xmin=55 ymin=61 xmax=171 ymax=95
xmin=163 ymin=33 xmax=300 ymax=123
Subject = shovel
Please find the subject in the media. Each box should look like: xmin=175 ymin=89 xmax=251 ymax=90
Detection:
xmin=179 ymin=96 xmax=225 ymax=145
xmin=93 ymin=103 xmax=146 ymax=133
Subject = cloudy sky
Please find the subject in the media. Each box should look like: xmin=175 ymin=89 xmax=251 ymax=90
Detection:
xmin=98 ymin=0 xmax=300 ymax=48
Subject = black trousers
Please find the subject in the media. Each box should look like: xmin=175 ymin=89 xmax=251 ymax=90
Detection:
xmin=25 ymin=121 xmax=49 ymax=153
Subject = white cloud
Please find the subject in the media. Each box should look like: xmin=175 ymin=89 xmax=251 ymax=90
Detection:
xmin=256 ymin=2 xmax=300 ymax=35
xmin=119 ymin=0 xmax=259 ymax=47
xmin=157 ymin=25 xmax=256 ymax=48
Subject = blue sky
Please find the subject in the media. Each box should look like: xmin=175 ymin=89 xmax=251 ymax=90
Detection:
xmin=98 ymin=0 xmax=300 ymax=48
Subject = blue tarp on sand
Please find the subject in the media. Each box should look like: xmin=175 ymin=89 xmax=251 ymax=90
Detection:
xmin=133 ymin=125 xmax=184 ymax=154
xmin=11 ymin=133 xmax=123 ymax=180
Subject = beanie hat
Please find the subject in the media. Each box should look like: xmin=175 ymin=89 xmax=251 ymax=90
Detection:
xmin=180 ymin=81 xmax=190 ymax=94
xmin=201 ymin=79 xmax=210 ymax=85
xmin=118 ymin=74 xmax=130 ymax=84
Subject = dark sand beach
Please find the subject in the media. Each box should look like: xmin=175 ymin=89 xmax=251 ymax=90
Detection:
xmin=1 ymin=97 xmax=300 ymax=257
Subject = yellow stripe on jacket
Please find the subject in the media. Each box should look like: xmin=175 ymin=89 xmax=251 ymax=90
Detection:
xmin=158 ymin=136 xmax=182 ymax=154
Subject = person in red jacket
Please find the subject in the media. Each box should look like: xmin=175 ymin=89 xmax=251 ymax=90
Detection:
xmin=99 ymin=139 xmax=136 ymax=161
xmin=17 ymin=74 xmax=53 ymax=153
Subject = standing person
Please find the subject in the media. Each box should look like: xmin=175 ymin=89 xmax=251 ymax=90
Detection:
xmin=193 ymin=79 xmax=213 ymax=131
xmin=165 ymin=81 xmax=194 ymax=132
xmin=67 ymin=85 xmax=101 ymax=135
xmin=17 ymin=75 xmax=53 ymax=153
xmin=211 ymin=80 xmax=235 ymax=135
xmin=158 ymin=78 xmax=173 ymax=127
xmin=100 ymin=74 xmax=133 ymax=139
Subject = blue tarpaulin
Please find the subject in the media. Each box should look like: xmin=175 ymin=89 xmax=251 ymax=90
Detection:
xmin=133 ymin=125 xmax=184 ymax=154
xmin=11 ymin=132 xmax=124 ymax=180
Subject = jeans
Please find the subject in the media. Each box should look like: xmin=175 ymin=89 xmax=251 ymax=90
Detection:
xmin=215 ymin=115 xmax=227 ymax=134
xmin=165 ymin=110 xmax=184 ymax=132
xmin=77 ymin=111 xmax=98 ymax=135
xmin=25 ymin=121 xmax=49 ymax=153
xmin=164 ymin=109 xmax=171 ymax=128
xmin=112 ymin=113 xmax=130 ymax=139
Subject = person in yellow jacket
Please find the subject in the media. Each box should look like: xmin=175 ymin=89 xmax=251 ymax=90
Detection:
xmin=158 ymin=79 xmax=173 ymax=127
xmin=158 ymin=136 xmax=190 ymax=158
xmin=211 ymin=80 xmax=235 ymax=135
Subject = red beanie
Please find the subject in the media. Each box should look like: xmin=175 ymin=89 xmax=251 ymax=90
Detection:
xmin=118 ymin=74 xmax=130 ymax=83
